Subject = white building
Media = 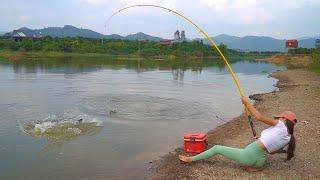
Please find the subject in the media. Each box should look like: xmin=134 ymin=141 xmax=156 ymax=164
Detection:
xmin=181 ymin=30 xmax=185 ymax=41
xmin=174 ymin=30 xmax=180 ymax=41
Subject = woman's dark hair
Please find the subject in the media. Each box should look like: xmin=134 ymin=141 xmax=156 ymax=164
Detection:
xmin=285 ymin=119 xmax=297 ymax=160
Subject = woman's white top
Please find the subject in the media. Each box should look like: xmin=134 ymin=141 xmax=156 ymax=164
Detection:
xmin=259 ymin=120 xmax=291 ymax=153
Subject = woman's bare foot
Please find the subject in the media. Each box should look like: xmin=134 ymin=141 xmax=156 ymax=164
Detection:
xmin=179 ymin=155 xmax=192 ymax=163
xmin=243 ymin=166 xmax=264 ymax=172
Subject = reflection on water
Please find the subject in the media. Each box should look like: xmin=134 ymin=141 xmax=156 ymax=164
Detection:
xmin=9 ymin=56 xmax=259 ymax=74
xmin=172 ymin=69 xmax=185 ymax=81
xmin=0 ymin=57 xmax=283 ymax=179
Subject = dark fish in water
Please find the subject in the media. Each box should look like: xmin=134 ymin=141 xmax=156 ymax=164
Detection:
xmin=78 ymin=118 xmax=83 ymax=123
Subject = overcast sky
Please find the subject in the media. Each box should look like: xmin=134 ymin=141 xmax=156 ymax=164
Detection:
xmin=1 ymin=0 xmax=319 ymax=39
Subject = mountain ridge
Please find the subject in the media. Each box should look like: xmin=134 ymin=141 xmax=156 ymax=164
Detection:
xmin=207 ymin=34 xmax=317 ymax=52
xmin=4 ymin=25 xmax=163 ymax=41
xmin=3 ymin=25 xmax=318 ymax=51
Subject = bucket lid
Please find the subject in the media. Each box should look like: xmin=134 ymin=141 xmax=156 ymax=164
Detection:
xmin=184 ymin=133 xmax=207 ymax=140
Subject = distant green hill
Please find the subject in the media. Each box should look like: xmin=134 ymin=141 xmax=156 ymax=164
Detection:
xmin=213 ymin=35 xmax=286 ymax=52
xmin=4 ymin=25 xmax=162 ymax=41
xmin=36 ymin=25 xmax=106 ymax=39
xmin=125 ymin=32 xmax=162 ymax=41
xmin=206 ymin=34 xmax=318 ymax=52
xmin=3 ymin=25 xmax=318 ymax=51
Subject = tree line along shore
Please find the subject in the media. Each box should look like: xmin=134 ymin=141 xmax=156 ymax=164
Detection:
xmin=0 ymin=36 xmax=277 ymax=60
xmin=0 ymin=36 xmax=319 ymax=74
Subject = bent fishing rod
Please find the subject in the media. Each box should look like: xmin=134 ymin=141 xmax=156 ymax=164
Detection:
xmin=106 ymin=4 xmax=257 ymax=137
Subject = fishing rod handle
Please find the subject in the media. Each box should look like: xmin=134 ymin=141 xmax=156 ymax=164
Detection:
xmin=248 ymin=115 xmax=257 ymax=137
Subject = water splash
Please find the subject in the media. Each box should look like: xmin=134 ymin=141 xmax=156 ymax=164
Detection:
xmin=22 ymin=110 xmax=102 ymax=153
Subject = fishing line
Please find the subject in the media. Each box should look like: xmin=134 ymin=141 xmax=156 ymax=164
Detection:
xmin=106 ymin=4 xmax=256 ymax=137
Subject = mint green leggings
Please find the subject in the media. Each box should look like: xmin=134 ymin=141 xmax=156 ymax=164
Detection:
xmin=191 ymin=141 xmax=266 ymax=168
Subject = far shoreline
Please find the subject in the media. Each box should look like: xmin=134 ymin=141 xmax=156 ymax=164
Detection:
xmin=0 ymin=50 xmax=272 ymax=62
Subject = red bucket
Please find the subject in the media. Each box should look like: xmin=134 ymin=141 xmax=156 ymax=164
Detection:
xmin=183 ymin=133 xmax=208 ymax=153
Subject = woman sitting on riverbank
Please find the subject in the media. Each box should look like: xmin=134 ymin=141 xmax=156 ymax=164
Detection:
xmin=179 ymin=97 xmax=297 ymax=171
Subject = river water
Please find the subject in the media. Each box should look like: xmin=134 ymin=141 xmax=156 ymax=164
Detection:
xmin=0 ymin=58 xmax=282 ymax=179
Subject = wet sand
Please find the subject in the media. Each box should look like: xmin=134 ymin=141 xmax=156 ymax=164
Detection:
xmin=150 ymin=68 xmax=320 ymax=179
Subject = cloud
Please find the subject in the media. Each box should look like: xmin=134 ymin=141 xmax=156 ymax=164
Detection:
xmin=18 ymin=15 xmax=31 ymax=22
xmin=199 ymin=0 xmax=316 ymax=10
xmin=1 ymin=0 xmax=319 ymax=38
xmin=81 ymin=0 xmax=278 ymax=24
xmin=196 ymin=0 xmax=273 ymax=24
xmin=81 ymin=0 xmax=177 ymax=8
xmin=81 ymin=0 xmax=106 ymax=5
xmin=119 ymin=0 xmax=157 ymax=6
xmin=197 ymin=0 xmax=318 ymax=24
xmin=81 ymin=0 xmax=274 ymax=24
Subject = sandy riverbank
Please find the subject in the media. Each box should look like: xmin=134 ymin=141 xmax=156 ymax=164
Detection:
xmin=150 ymin=65 xmax=320 ymax=179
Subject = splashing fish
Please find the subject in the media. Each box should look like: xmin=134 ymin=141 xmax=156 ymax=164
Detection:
xmin=22 ymin=113 xmax=102 ymax=153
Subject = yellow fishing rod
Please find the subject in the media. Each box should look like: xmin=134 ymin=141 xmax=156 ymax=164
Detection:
xmin=106 ymin=4 xmax=257 ymax=137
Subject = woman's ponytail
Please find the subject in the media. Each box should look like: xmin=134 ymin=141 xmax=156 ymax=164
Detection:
xmin=285 ymin=119 xmax=296 ymax=160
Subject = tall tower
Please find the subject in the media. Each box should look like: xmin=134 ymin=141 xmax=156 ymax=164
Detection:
xmin=174 ymin=30 xmax=180 ymax=41
xmin=181 ymin=30 xmax=185 ymax=41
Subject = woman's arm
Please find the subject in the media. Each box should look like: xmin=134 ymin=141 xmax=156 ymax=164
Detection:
xmin=241 ymin=97 xmax=278 ymax=126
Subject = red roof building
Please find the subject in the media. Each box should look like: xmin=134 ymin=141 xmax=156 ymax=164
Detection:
xmin=160 ymin=39 xmax=173 ymax=46
xmin=285 ymin=39 xmax=298 ymax=48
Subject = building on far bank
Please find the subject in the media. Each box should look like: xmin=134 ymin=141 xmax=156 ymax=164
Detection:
xmin=5 ymin=28 xmax=43 ymax=41
xmin=159 ymin=30 xmax=186 ymax=46
xmin=181 ymin=30 xmax=186 ymax=42
xmin=174 ymin=30 xmax=180 ymax=41
xmin=285 ymin=39 xmax=298 ymax=48
xmin=174 ymin=30 xmax=186 ymax=42
xmin=160 ymin=39 xmax=174 ymax=46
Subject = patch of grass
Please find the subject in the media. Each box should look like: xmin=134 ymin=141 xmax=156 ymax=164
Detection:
xmin=309 ymin=64 xmax=320 ymax=73
xmin=0 ymin=56 xmax=12 ymax=64
xmin=0 ymin=50 xmax=123 ymax=61
xmin=309 ymin=50 xmax=320 ymax=73
xmin=0 ymin=49 xmax=274 ymax=62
